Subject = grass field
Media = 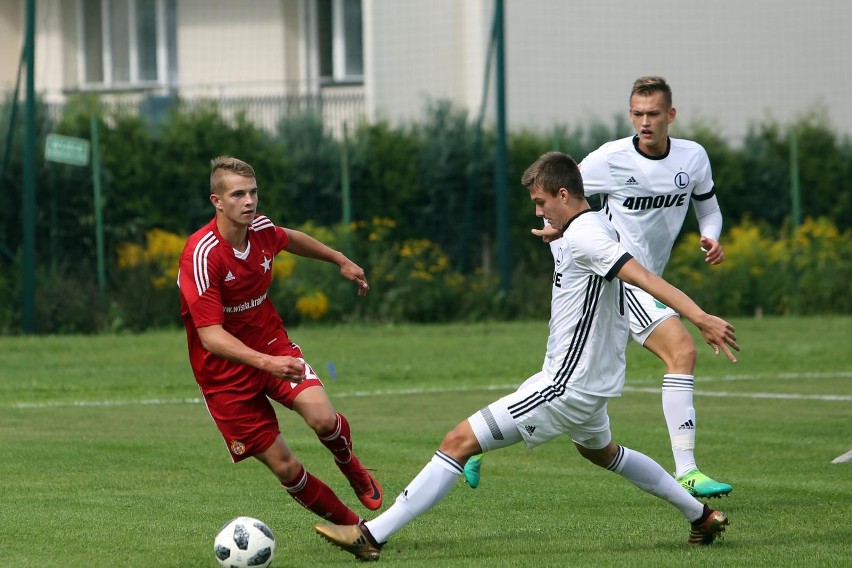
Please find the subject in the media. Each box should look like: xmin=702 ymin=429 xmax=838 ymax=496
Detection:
xmin=1 ymin=317 xmax=851 ymax=567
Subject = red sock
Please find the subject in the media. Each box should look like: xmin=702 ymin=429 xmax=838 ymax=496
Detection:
xmin=317 ymin=412 xmax=354 ymax=464
xmin=282 ymin=465 xmax=360 ymax=525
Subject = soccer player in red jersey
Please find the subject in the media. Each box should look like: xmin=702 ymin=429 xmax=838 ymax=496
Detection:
xmin=178 ymin=155 xmax=382 ymax=524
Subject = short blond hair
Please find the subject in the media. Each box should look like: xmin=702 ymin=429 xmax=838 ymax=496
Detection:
xmin=209 ymin=156 xmax=255 ymax=194
xmin=631 ymin=76 xmax=672 ymax=107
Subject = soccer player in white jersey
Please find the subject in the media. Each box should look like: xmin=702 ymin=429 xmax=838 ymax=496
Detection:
xmin=314 ymin=152 xmax=737 ymax=561
xmin=466 ymin=76 xmax=733 ymax=498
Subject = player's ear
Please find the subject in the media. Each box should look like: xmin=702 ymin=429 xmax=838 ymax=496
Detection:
xmin=668 ymin=106 xmax=676 ymax=123
xmin=210 ymin=192 xmax=223 ymax=210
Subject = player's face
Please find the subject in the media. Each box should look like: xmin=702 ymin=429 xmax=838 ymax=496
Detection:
xmin=211 ymin=172 xmax=258 ymax=227
xmin=529 ymin=185 xmax=569 ymax=228
xmin=629 ymin=91 xmax=676 ymax=155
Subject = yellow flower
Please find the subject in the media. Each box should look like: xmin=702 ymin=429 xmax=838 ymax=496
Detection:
xmin=116 ymin=228 xmax=186 ymax=288
xmin=272 ymin=254 xmax=295 ymax=281
xmin=116 ymin=243 xmax=144 ymax=269
xmin=296 ymin=291 xmax=329 ymax=320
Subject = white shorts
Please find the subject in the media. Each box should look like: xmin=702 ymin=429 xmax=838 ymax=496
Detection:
xmin=623 ymin=283 xmax=679 ymax=345
xmin=468 ymin=371 xmax=613 ymax=452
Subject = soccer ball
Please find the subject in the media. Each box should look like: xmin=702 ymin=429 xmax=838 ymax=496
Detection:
xmin=213 ymin=516 xmax=276 ymax=568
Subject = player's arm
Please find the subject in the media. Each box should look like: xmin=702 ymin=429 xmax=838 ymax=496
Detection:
xmin=196 ymin=324 xmax=307 ymax=381
xmin=616 ymin=258 xmax=739 ymax=362
xmin=693 ymin=189 xmax=724 ymax=265
xmin=284 ymin=229 xmax=369 ymax=296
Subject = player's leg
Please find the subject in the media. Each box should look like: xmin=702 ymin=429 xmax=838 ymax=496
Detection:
xmin=255 ymin=434 xmax=362 ymax=525
xmin=315 ymin=393 xmax=527 ymax=560
xmin=366 ymin=403 xmax=525 ymax=541
xmin=290 ymin=383 xmax=383 ymax=510
xmin=463 ymin=372 xmax=540 ymax=488
xmin=628 ymin=286 xmax=732 ymax=498
xmin=573 ymin=435 xmax=729 ymax=546
xmin=200 ymin=384 xmax=361 ymax=523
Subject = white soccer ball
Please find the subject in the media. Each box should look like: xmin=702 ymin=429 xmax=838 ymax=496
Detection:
xmin=213 ymin=516 xmax=276 ymax=568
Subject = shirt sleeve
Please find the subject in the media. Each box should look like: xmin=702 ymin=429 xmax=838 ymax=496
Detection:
xmin=178 ymin=244 xmax=225 ymax=328
xmin=568 ymin=217 xmax=629 ymax=279
xmin=275 ymin=224 xmax=289 ymax=254
xmin=694 ymin=194 xmax=723 ymax=241
xmin=578 ymin=145 xmax=613 ymax=196
xmin=690 ymin=145 xmax=715 ymax=197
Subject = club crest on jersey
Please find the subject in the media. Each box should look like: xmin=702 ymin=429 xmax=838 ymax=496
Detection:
xmin=674 ymin=171 xmax=690 ymax=189
xmin=229 ymin=440 xmax=246 ymax=455
xmin=260 ymin=255 xmax=272 ymax=273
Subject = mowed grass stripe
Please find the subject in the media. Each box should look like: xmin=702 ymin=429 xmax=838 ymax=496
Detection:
xmin=10 ymin=371 xmax=852 ymax=409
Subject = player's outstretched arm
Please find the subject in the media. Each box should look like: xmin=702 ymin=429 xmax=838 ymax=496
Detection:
xmin=284 ymin=229 xmax=369 ymax=296
xmin=616 ymin=258 xmax=739 ymax=362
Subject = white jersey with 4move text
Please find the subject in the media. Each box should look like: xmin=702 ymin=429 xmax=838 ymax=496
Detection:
xmin=542 ymin=210 xmax=633 ymax=398
xmin=579 ymin=135 xmax=716 ymax=277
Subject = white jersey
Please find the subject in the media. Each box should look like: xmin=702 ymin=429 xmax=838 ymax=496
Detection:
xmin=542 ymin=210 xmax=633 ymax=397
xmin=580 ymin=135 xmax=715 ymax=277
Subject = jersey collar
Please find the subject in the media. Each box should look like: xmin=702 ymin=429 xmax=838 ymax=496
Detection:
xmin=632 ymin=134 xmax=671 ymax=160
xmin=560 ymin=208 xmax=594 ymax=234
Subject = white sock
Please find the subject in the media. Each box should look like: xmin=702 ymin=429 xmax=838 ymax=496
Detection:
xmin=662 ymin=373 xmax=697 ymax=477
xmin=365 ymin=451 xmax=462 ymax=543
xmin=607 ymin=445 xmax=704 ymax=522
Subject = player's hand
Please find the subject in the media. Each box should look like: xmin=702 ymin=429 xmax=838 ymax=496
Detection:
xmin=698 ymin=315 xmax=740 ymax=363
xmin=700 ymin=237 xmax=724 ymax=265
xmin=266 ymin=356 xmax=307 ymax=382
xmin=531 ymin=225 xmax=562 ymax=243
xmin=340 ymin=260 xmax=370 ymax=296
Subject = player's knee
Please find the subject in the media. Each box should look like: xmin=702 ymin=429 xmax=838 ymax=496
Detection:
xmin=439 ymin=424 xmax=479 ymax=461
xmin=575 ymin=442 xmax=616 ymax=468
xmin=675 ymin=340 xmax=697 ymax=369
xmin=305 ymin=411 xmax=338 ymax=434
xmin=270 ymin=456 xmax=303 ymax=484
xmin=660 ymin=334 xmax=697 ymax=372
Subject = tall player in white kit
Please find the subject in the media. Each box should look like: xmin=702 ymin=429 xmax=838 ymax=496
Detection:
xmin=466 ymin=76 xmax=733 ymax=499
xmin=314 ymin=152 xmax=738 ymax=561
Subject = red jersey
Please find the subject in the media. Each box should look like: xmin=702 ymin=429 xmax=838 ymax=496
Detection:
xmin=178 ymin=215 xmax=291 ymax=388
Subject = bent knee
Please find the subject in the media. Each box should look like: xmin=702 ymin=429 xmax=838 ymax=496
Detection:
xmin=575 ymin=442 xmax=617 ymax=468
xmin=265 ymin=455 xmax=303 ymax=484
xmin=305 ymin=412 xmax=338 ymax=434
xmin=653 ymin=332 xmax=697 ymax=371
xmin=439 ymin=423 xmax=480 ymax=460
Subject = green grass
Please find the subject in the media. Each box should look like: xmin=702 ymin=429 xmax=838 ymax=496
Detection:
xmin=1 ymin=317 xmax=851 ymax=567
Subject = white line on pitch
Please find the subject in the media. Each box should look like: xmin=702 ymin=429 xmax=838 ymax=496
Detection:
xmin=9 ymin=378 xmax=852 ymax=409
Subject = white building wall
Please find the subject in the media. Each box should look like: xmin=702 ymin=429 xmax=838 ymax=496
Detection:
xmin=365 ymin=0 xmax=491 ymax=124
xmin=12 ymin=0 xmax=852 ymax=141
xmin=177 ymin=0 xmax=290 ymax=97
xmin=32 ymin=0 xmax=65 ymax=101
xmin=367 ymin=0 xmax=852 ymax=141
xmin=0 ymin=0 xmax=23 ymax=92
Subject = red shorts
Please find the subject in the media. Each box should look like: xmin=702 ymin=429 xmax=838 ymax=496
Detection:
xmin=199 ymin=339 xmax=325 ymax=462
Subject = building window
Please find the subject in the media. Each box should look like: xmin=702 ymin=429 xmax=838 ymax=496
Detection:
xmin=78 ymin=0 xmax=176 ymax=89
xmin=317 ymin=0 xmax=363 ymax=84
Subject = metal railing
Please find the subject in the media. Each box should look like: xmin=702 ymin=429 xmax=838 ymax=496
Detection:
xmin=47 ymin=89 xmax=366 ymax=137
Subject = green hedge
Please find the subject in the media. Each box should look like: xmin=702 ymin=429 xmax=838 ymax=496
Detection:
xmin=1 ymin=94 xmax=850 ymax=333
